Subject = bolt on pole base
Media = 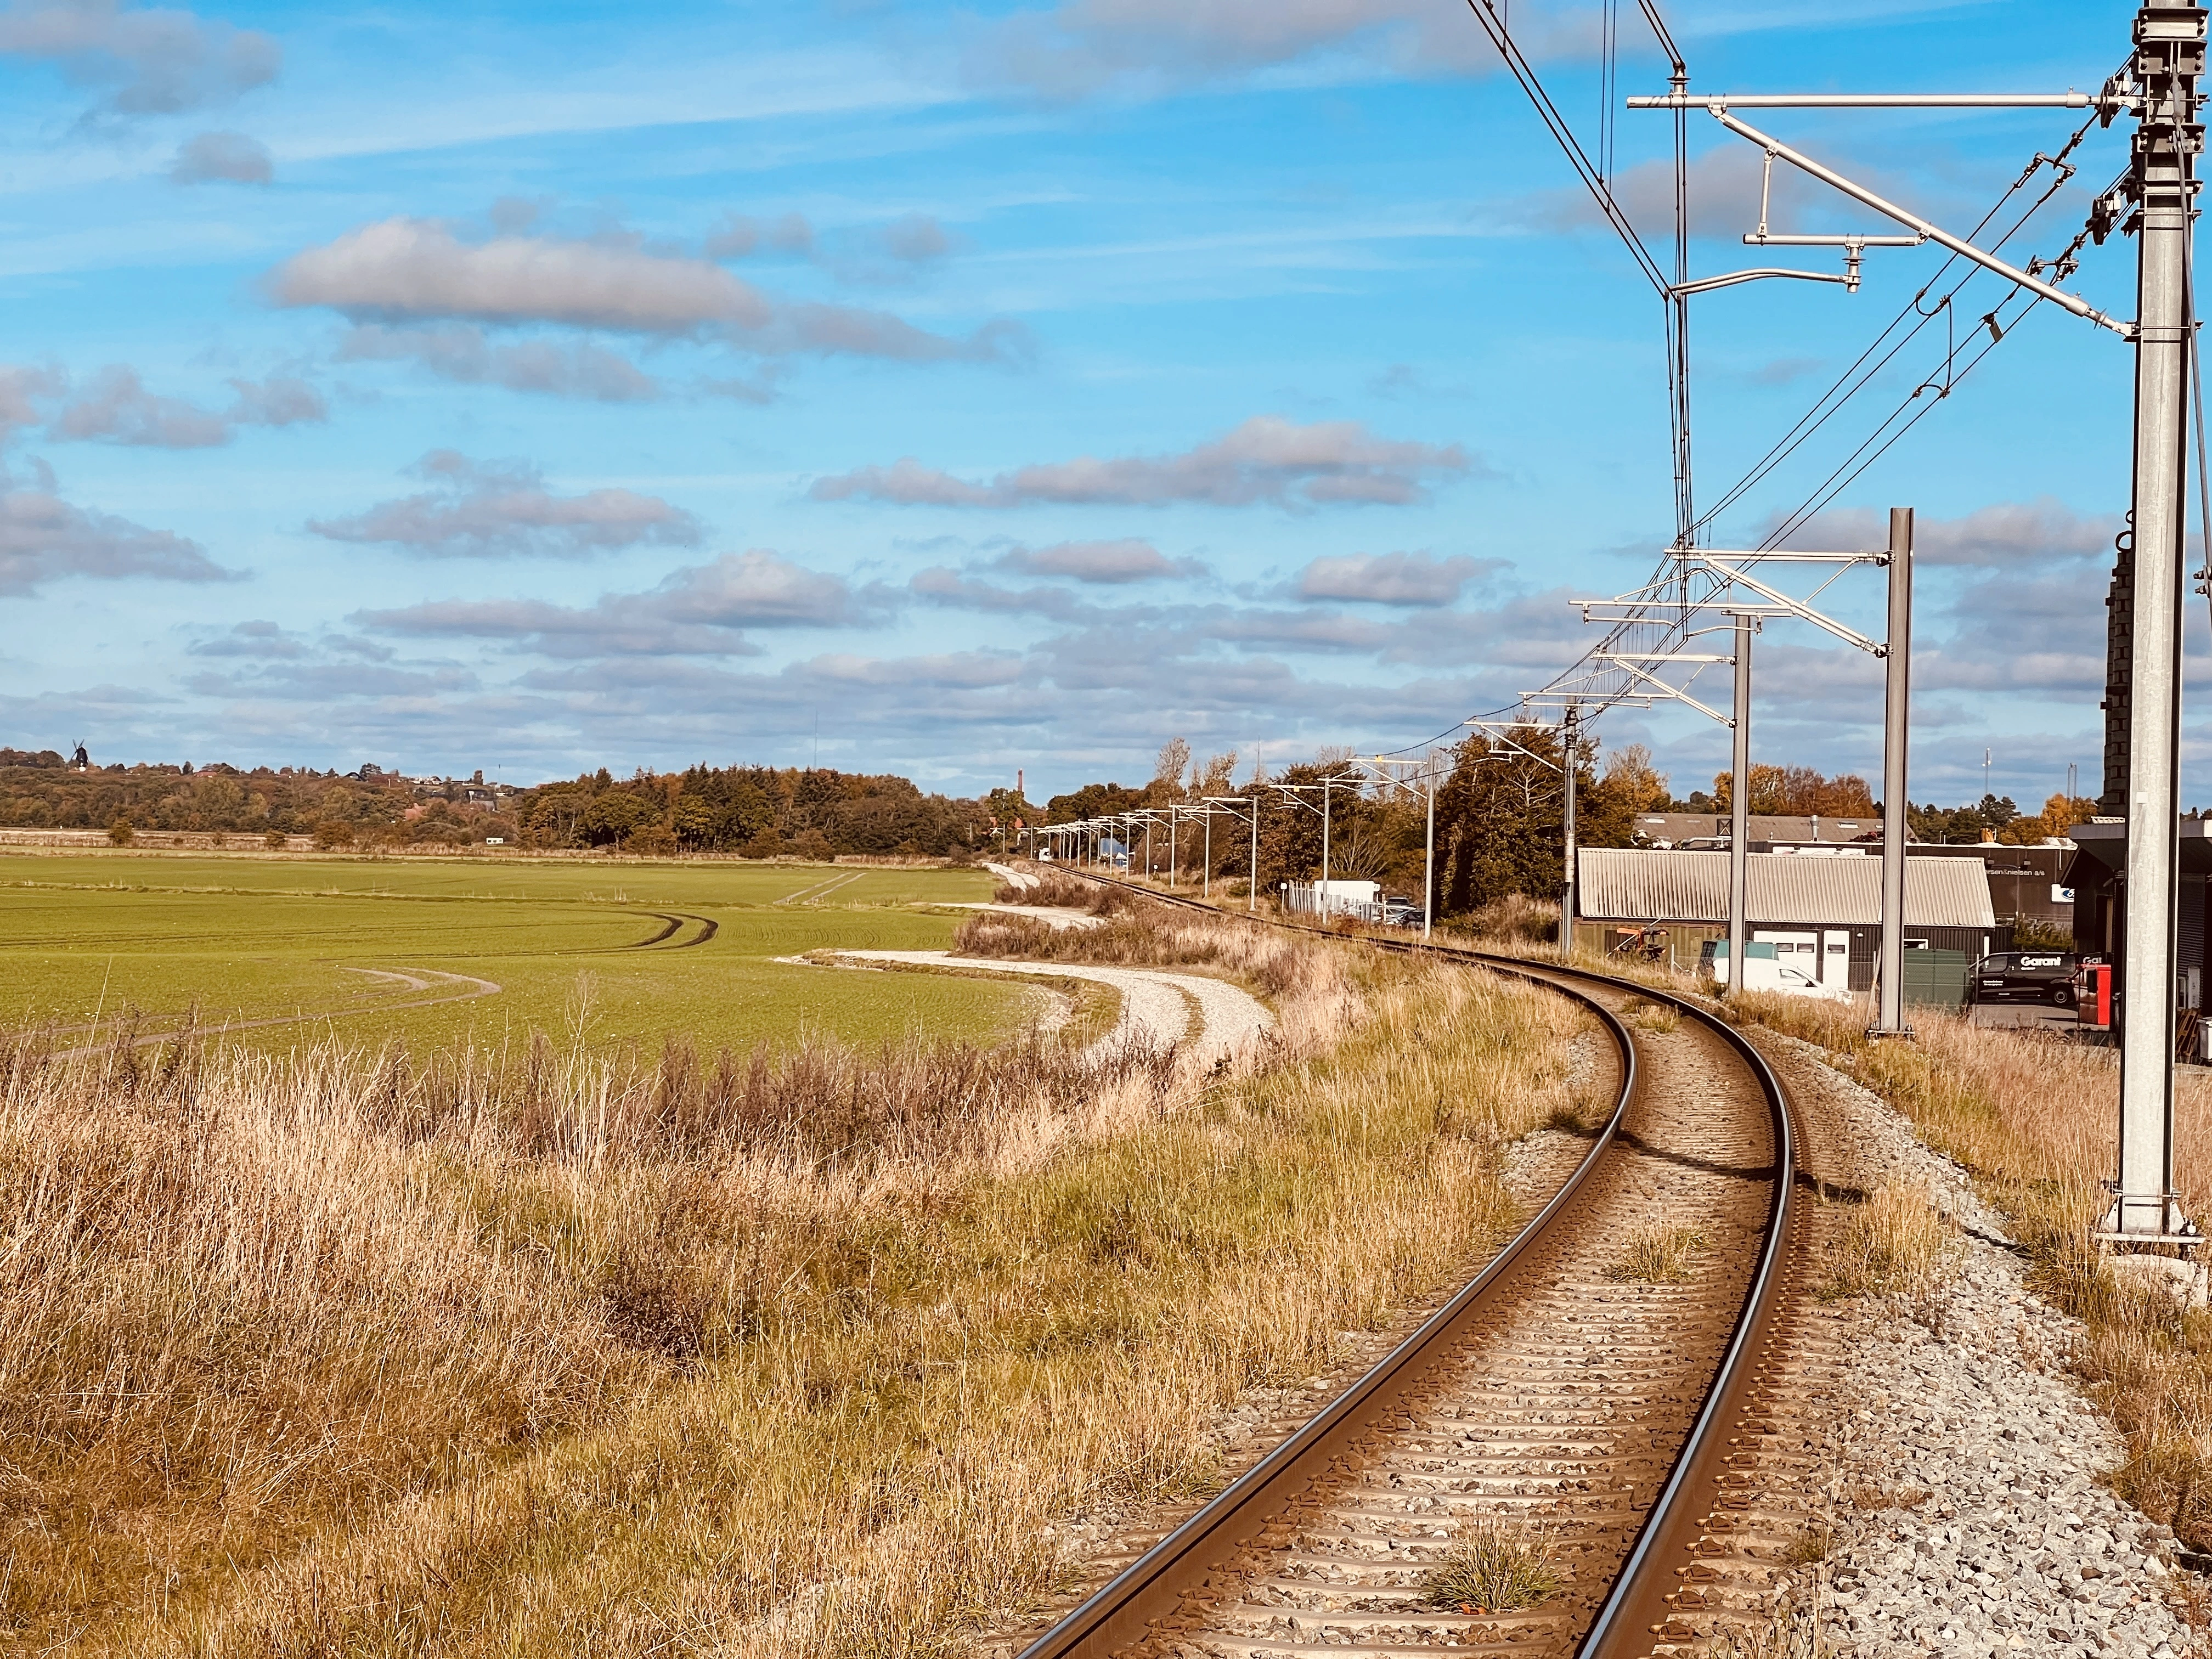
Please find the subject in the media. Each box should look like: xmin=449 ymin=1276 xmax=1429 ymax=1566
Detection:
xmin=2094 ymin=1188 xmax=2204 ymax=1253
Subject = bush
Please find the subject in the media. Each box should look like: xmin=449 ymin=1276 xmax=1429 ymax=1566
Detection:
xmin=106 ymin=818 xmax=133 ymax=845
xmin=312 ymin=819 xmax=355 ymax=850
xmin=1464 ymin=893 xmax=1559 ymax=944
xmin=263 ymin=828 xmax=288 ymax=850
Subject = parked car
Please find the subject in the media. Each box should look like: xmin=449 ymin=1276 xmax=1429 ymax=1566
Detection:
xmin=1380 ymin=898 xmax=1424 ymax=928
xmin=1969 ymin=950 xmax=2081 ymax=1008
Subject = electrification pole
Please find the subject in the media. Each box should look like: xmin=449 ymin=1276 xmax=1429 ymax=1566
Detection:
xmin=1875 ymin=507 xmax=1915 ymax=1036
xmin=2109 ymin=0 xmax=2204 ymax=1242
xmin=1726 ymin=615 xmax=1752 ymax=997
xmin=1424 ymin=752 xmax=1437 ymax=943
xmin=1321 ymin=775 xmax=1333 ymax=901
xmin=1560 ymin=706 xmax=1579 ymax=962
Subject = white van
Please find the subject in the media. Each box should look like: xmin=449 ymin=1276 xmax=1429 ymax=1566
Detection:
xmin=1707 ymin=939 xmax=1855 ymax=1003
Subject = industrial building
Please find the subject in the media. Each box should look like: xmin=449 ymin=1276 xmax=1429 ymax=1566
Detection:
xmin=1634 ymin=814 xmax=2074 ymax=940
xmin=1573 ymin=845 xmax=2004 ymax=990
xmin=2063 ymin=818 xmax=2212 ymax=1012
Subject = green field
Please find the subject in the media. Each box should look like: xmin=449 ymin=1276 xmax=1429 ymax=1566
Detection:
xmin=0 ymin=851 xmax=1030 ymax=1056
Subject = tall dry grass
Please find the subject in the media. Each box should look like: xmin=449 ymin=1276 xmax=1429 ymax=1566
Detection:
xmin=2 ymin=918 xmax=1589 ymax=1655
xmin=1723 ymin=991 xmax=2212 ymax=1551
xmin=990 ymin=867 xmax=1128 ymax=915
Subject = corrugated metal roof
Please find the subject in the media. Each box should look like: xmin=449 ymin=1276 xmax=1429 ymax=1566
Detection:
xmin=1577 ymin=847 xmax=1994 ymax=928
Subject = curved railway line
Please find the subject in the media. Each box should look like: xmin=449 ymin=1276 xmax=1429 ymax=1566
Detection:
xmin=1011 ymin=870 xmax=1864 ymax=1659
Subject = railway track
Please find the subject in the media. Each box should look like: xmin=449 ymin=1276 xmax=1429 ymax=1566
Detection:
xmin=1007 ymin=871 xmax=1857 ymax=1659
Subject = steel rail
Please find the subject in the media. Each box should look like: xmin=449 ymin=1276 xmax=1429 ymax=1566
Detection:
xmin=1014 ymin=870 xmax=1800 ymax=1659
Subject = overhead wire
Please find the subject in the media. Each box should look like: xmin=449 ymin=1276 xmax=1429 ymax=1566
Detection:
xmin=1409 ymin=7 xmax=2121 ymax=765
xmin=1690 ymin=113 xmax=2102 ymax=539
xmin=1514 ymin=101 xmax=2120 ymax=725
xmin=1459 ymin=0 xmax=1671 ymax=296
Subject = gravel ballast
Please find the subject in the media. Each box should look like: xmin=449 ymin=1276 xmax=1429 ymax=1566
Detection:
xmin=1759 ymin=1032 xmax=2204 ymax=1657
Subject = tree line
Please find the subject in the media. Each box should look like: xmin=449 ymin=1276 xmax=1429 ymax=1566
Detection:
xmin=0 ymin=751 xmax=1001 ymax=857
xmin=1037 ymin=736 xmax=2100 ymax=917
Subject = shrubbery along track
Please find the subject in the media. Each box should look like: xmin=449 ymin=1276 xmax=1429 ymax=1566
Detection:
xmin=1014 ymin=871 xmax=1826 ymax=1659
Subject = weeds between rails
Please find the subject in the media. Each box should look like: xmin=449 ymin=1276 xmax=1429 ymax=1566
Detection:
xmin=0 ymin=906 xmax=1594 ymax=1656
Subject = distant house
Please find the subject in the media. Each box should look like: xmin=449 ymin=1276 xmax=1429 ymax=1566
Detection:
xmin=1575 ymin=845 xmax=2003 ymax=989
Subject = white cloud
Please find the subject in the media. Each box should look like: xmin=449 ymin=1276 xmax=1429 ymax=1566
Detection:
xmin=879 ymin=212 xmax=955 ymax=264
xmin=169 ymin=128 xmax=269 ymax=184
xmin=1773 ymin=497 xmax=2115 ymax=567
xmin=967 ymin=0 xmax=1547 ymax=99
xmin=0 ymin=471 xmax=236 ymax=594
xmin=338 ymin=323 xmax=659 ymax=402
xmin=224 ymin=374 xmax=325 ymax=426
xmin=354 ymin=549 xmax=883 ymax=655
xmin=46 ymin=364 xmax=325 ymax=447
xmin=272 ymin=217 xmax=772 ymax=334
xmin=308 ymin=451 xmax=703 ymax=560
xmin=188 ymin=618 xmax=307 ymax=659
xmin=1296 ymin=550 xmax=1498 ymax=605
xmin=810 ymin=415 xmax=1479 ymax=510
xmin=279 ymin=218 xmax=1030 ymax=367
xmin=992 ymin=538 xmax=1193 ymax=582
xmin=0 ymin=0 xmax=279 ymax=119
xmin=704 ymin=211 xmax=815 ymax=259
xmin=50 ymin=365 xmax=229 ymax=447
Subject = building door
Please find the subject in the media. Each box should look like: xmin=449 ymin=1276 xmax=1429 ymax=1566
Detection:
xmin=1822 ymin=929 xmax=1850 ymax=986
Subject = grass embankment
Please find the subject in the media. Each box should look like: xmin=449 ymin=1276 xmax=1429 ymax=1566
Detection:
xmin=2 ymin=912 xmax=1592 ymax=1655
xmin=1716 ymin=992 xmax=2212 ymax=1553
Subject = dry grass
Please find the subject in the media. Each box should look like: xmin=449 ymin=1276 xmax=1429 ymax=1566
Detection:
xmin=1463 ymin=894 xmax=1560 ymax=945
xmin=1605 ymin=1218 xmax=1707 ymax=1283
xmin=1817 ymin=1181 xmax=1960 ymax=1324
xmin=1419 ymin=1519 xmax=1562 ymax=1613
xmin=0 ymin=917 xmax=1589 ymax=1654
xmin=991 ymin=867 xmax=1128 ymax=915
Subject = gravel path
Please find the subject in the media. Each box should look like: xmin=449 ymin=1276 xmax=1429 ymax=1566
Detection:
xmin=1760 ymin=1032 xmax=2205 ymax=1657
xmin=825 ymin=951 xmax=1272 ymax=1066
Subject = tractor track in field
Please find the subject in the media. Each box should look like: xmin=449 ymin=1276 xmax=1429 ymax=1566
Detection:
xmin=39 ymin=966 xmax=505 ymax=1054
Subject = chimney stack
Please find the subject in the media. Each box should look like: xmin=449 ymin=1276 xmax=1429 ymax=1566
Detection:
xmin=1017 ymin=768 xmax=1024 ymax=799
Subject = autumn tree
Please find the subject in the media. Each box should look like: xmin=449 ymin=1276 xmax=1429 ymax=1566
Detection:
xmin=1708 ymin=764 xmax=1877 ymax=816
xmin=1153 ymin=737 xmax=1192 ymax=797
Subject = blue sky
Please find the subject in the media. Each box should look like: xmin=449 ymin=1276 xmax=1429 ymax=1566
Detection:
xmin=0 ymin=0 xmax=2183 ymax=804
